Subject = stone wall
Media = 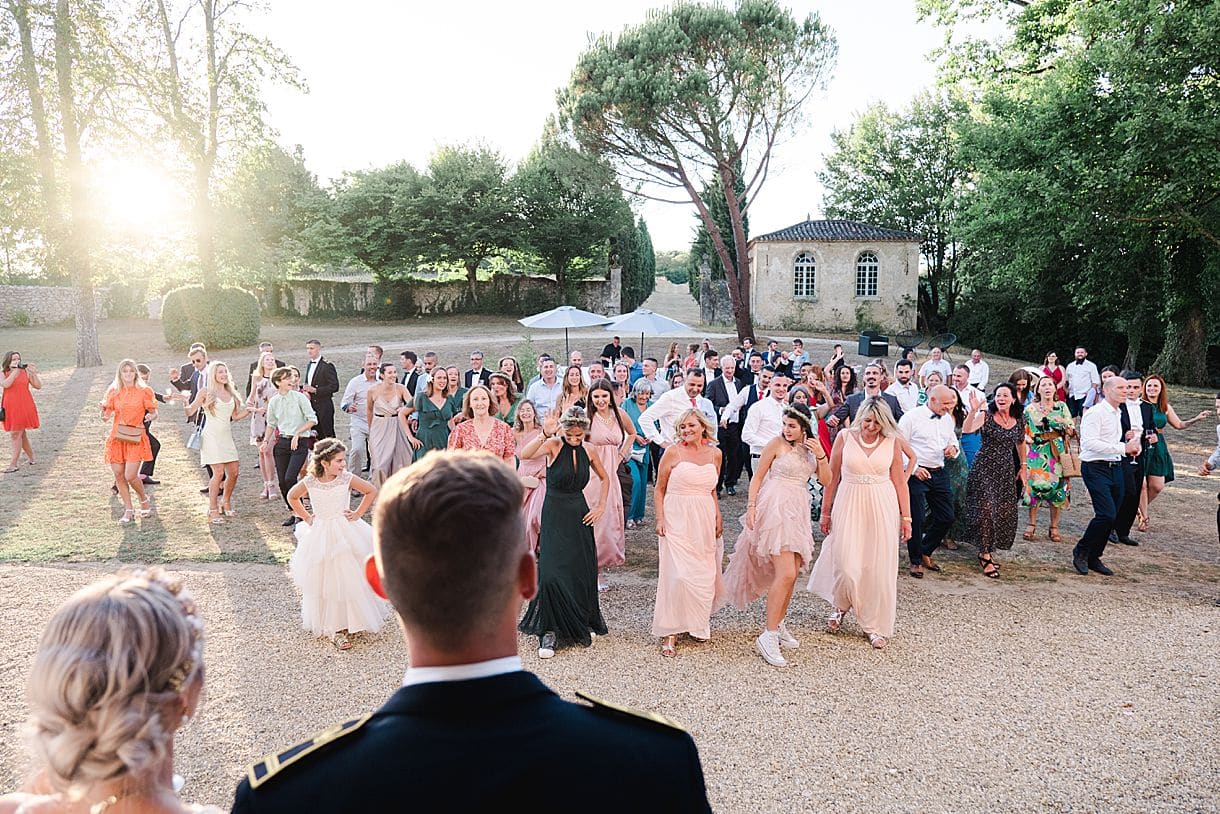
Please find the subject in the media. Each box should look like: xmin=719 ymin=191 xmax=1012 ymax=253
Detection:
xmin=0 ymin=285 xmax=108 ymax=326
xmin=748 ymin=240 xmax=918 ymax=333
xmin=261 ymin=269 xmax=621 ymax=319
xmin=698 ymin=259 xmax=734 ymax=327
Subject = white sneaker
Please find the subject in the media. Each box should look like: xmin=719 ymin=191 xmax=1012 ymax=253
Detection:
xmin=776 ymin=621 xmax=800 ymax=649
xmin=755 ymin=629 xmax=787 ymax=667
xmin=538 ymin=632 xmax=556 ymax=659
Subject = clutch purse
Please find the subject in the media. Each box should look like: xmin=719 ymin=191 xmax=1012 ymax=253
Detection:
xmin=518 ymin=475 xmax=540 ymax=489
xmin=115 ymin=423 xmax=144 ymax=444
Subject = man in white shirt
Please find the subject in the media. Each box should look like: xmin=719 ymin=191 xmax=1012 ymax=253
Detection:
xmin=639 ymin=369 xmax=717 ymax=447
xmin=705 ymin=356 xmax=747 ymax=494
xmin=341 ymin=359 xmax=379 ymax=474
xmin=917 ymin=346 xmax=952 ymax=388
xmin=789 ymin=338 xmax=809 ymax=369
xmin=965 ymin=349 xmax=989 ymax=390
xmin=952 ymin=364 xmax=986 ymax=466
xmin=885 ymin=359 xmax=921 ymax=413
xmin=741 ymin=375 xmax=789 ymax=459
xmin=464 ymin=350 xmax=492 ymax=389
xmin=898 ymin=386 xmax=960 ymax=578
xmin=525 ymin=358 xmax=563 ymax=419
xmin=1065 ymin=346 xmax=1101 ymax=418
xmin=1073 ymin=376 xmax=1142 ymax=576
xmin=641 ymin=357 xmax=669 ymax=395
xmin=415 ymin=351 xmax=440 ymax=397
xmin=1111 ymin=371 xmax=1156 ymax=547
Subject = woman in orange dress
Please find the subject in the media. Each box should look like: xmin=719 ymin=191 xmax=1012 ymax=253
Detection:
xmin=100 ymin=358 xmax=158 ymax=524
xmin=1 ymin=350 xmax=41 ymax=472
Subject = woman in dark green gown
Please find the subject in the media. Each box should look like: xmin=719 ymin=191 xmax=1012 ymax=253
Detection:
xmin=518 ymin=406 xmax=611 ymax=658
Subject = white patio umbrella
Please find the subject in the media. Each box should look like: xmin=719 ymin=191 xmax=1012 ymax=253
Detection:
xmin=604 ymin=308 xmax=693 ymax=356
xmin=518 ymin=305 xmax=612 ymax=356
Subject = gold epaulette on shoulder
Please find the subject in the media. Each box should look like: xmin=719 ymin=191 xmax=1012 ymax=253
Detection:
xmin=575 ymin=691 xmax=687 ymax=732
xmin=246 ymin=714 xmax=372 ymax=789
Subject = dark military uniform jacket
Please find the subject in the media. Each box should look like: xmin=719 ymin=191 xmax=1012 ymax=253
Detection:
xmin=230 ymin=670 xmax=712 ymax=813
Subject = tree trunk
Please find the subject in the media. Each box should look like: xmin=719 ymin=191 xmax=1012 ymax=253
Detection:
xmin=194 ymin=162 xmax=217 ymax=289
xmin=718 ymin=163 xmax=754 ymax=341
xmin=465 ymin=259 xmax=479 ymax=302
xmin=1151 ymin=238 xmax=1208 ymax=384
xmin=54 ymin=0 xmax=102 ymax=367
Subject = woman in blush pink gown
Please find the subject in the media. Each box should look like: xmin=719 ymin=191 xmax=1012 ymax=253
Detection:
xmin=807 ymin=397 xmax=911 ymax=649
xmin=652 ymin=409 xmax=723 ymax=657
xmin=582 ymin=379 xmax=636 ymax=590
xmin=719 ymin=403 xmax=820 ymax=668
xmin=514 ymin=399 xmax=546 ymax=552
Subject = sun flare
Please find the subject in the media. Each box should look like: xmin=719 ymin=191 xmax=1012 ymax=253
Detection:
xmin=92 ymin=160 xmax=185 ymax=237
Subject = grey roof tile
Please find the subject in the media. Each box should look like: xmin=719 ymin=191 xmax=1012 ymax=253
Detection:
xmin=753 ymin=219 xmax=921 ymax=243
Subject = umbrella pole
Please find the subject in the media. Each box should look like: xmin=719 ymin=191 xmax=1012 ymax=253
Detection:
xmin=565 ymin=328 xmax=570 ymax=358
xmin=640 ymin=331 xmax=645 ymax=357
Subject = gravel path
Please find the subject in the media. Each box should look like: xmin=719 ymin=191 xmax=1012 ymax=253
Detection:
xmin=1 ymin=562 xmax=1216 ymax=812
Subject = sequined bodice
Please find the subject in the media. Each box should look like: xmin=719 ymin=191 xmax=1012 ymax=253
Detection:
xmin=769 ymin=448 xmax=816 ymax=484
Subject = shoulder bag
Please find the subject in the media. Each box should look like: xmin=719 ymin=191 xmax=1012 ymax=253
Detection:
xmin=115 ymin=423 xmax=145 ymax=444
xmin=1057 ymin=435 xmax=1081 ymax=478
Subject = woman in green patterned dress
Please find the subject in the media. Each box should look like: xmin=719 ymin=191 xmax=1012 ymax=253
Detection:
xmin=1022 ymin=375 xmax=1074 ymax=541
xmin=1139 ymin=374 xmax=1210 ymax=531
xmin=940 ymin=386 xmax=970 ymax=549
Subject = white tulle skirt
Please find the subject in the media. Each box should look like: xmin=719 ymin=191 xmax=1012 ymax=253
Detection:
xmin=289 ymin=515 xmax=390 ymax=638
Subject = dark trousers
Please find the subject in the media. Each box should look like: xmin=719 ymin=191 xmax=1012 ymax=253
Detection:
xmin=648 ymin=442 xmax=664 ymax=483
xmin=616 ymin=460 xmax=632 ymax=521
xmin=1067 ymin=396 xmax=1086 ymax=419
xmin=273 ymin=437 xmax=311 ymax=506
xmin=140 ymin=424 xmax=160 ymax=478
xmin=718 ymin=422 xmax=744 ymax=489
xmin=908 ymin=468 xmax=953 ymax=565
xmin=1111 ymin=457 xmax=1143 ymax=539
xmin=743 ymin=444 xmax=755 ymax=480
xmin=1075 ymin=461 xmax=1125 ymax=562
xmin=314 ymin=402 xmax=336 ymax=440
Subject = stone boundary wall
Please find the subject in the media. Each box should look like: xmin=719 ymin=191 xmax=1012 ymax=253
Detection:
xmin=0 ymin=285 xmax=108 ymax=326
xmin=261 ymin=268 xmax=621 ymax=319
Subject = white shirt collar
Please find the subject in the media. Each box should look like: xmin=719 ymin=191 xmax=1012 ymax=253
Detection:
xmin=402 ymin=655 xmax=522 ymax=688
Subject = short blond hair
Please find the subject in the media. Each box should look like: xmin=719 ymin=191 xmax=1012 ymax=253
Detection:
xmin=25 ymin=569 xmax=203 ymax=794
xmin=672 ymin=408 xmax=717 ymax=445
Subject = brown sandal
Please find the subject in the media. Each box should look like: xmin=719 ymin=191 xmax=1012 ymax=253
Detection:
xmin=1048 ymin=527 xmax=1062 ymax=542
xmin=1022 ymin=524 xmax=1036 ymax=541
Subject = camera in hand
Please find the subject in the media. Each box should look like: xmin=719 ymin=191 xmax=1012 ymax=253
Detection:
xmin=16 ymin=362 xmax=28 ymax=369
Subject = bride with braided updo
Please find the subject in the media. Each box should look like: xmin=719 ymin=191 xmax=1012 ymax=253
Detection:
xmin=0 ymin=569 xmax=220 ymax=814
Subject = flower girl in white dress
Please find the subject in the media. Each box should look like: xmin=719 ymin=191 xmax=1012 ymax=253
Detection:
xmin=287 ymin=438 xmax=389 ymax=650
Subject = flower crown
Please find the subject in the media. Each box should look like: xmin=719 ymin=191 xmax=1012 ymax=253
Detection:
xmin=782 ymin=406 xmax=815 ymax=437
xmin=146 ymin=571 xmax=204 ymax=694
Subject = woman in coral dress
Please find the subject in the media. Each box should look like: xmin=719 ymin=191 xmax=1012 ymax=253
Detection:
xmin=447 ymin=385 xmax=516 ymax=462
xmin=288 ymin=438 xmax=389 ymax=650
xmin=100 ymin=359 xmax=158 ymax=524
xmin=652 ymin=409 xmax=722 ymax=657
xmin=720 ymin=403 xmax=820 ymax=668
xmin=583 ymin=379 xmax=635 ymax=590
xmin=808 ymin=397 xmax=911 ymax=649
xmin=1 ymin=350 xmax=41 ymax=472
xmin=515 ymin=400 xmax=546 ymax=552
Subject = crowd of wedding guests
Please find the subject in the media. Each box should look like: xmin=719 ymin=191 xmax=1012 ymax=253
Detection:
xmin=8 ymin=334 xmax=1214 ymax=656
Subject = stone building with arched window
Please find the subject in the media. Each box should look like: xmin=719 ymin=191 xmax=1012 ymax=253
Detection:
xmin=746 ymin=219 xmax=920 ymax=333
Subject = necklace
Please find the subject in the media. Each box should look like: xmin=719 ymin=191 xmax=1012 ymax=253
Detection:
xmin=857 ymin=432 xmax=882 ymax=449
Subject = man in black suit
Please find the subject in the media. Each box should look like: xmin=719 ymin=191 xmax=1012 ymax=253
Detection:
xmin=600 ymin=335 xmax=622 ymax=365
xmin=168 ymin=343 xmax=216 ymax=487
xmin=705 ymin=355 xmax=748 ymax=495
xmin=1111 ymin=370 xmax=1156 ymax=547
xmin=730 ymin=366 xmax=774 ymax=481
xmin=231 ymin=452 xmax=711 ymax=813
xmin=301 ymin=339 xmax=339 ymax=440
xmin=464 ymin=349 xmax=492 ymax=389
xmin=399 ymin=350 xmax=421 ymax=393
xmin=829 ymin=363 xmax=904 ymax=427
xmin=245 ymin=341 xmax=285 ymax=397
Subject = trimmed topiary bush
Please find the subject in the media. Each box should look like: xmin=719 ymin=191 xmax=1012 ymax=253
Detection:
xmin=161 ymin=285 xmax=261 ymax=351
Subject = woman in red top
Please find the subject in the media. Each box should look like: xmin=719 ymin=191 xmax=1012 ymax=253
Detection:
xmin=100 ymin=358 xmax=158 ymax=524
xmin=1042 ymin=351 xmax=1067 ymax=402
xmin=1 ymin=350 xmax=41 ymax=473
xmin=447 ymin=384 xmax=516 ymax=462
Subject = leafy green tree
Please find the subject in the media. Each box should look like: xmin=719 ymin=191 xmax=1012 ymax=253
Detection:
xmin=560 ymin=0 xmax=837 ymax=340
xmin=929 ymin=0 xmax=1220 ymax=382
xmin=819 ymin=91 xmax=971 ymax=328
xmin=514 ymin=136 xmax=631 ymax=293
xmin=619 ymin=217 xmax=657 ymax=312
xmin=417 ymin=144 xmax=518 ymax=297
xmin=327 ymin=162 xmax=427 ymax=278
xmin=216 ymin=142 xmax=333 ymax=281
xmin=687 ymin=165 xmax=747 ymax=302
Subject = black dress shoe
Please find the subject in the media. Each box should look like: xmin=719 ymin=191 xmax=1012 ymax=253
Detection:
xmin=1108 ymin=531 xmax=1120 ymax=544
xmin=1072 ymin=552 xmax=1089 ymax=575
xmin=143 ymin=478 xmax=160 ymax=485
xmin=199 ymin=487 xmax=209 ymax=495
xmin=726 ymin=485 xmax=736 ymax=496
xmin=282 ymin=516 xmax=298 ymax=527
xmin=1088 ymin=559 xmax=1114 ymax=576
xmin=1118 ymin=536 xmax=1138 ymax=546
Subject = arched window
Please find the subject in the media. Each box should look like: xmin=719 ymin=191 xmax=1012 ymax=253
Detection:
xmin=855 ymin=251 xmax=879 ymax=297
xmin=793 ymin=251 xmax=816 ymax=298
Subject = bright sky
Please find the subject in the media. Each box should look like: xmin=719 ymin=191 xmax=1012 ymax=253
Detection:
xmin=255 ymin=0 xmax=946 ymax=251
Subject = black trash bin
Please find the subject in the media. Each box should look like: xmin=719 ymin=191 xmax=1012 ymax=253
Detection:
xmin=858 ymin=332 xmax=889 ymax=358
